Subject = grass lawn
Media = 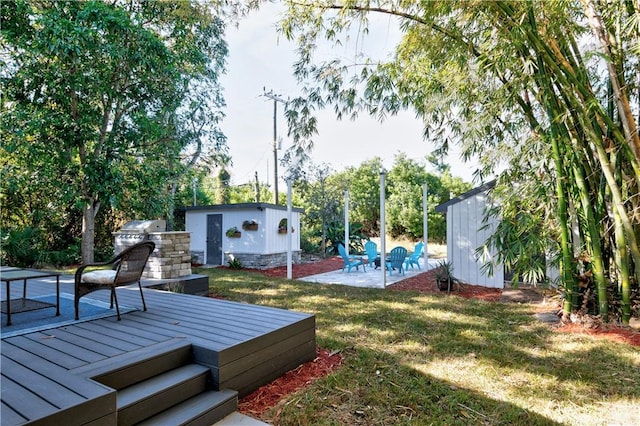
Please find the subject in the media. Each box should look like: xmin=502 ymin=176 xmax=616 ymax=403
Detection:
xmin=200 ymin=267 xmax=640 ymax=425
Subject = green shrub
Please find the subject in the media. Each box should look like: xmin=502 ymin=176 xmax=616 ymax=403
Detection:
xmin=228 ymin=258 xmax=242 ymax=269
xmin=0 ymin=227 xmax=42 ymax=267
xmin=324 ymin=221 xmax=365 ymax=255
xmin=94 ymin=244 xmax=115 ymax=262
xmin=43 ymin=243 xmax=82 ymax=267
xmin=300 ymin=230 xmax=319 ymax=254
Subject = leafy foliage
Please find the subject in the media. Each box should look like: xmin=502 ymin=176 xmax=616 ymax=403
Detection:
xmin=276 ymin=0 xmax=640 ymax=322
xmin=323 ymin=220 xmax=365 ymax=254
xmin=227 ymin=257 xmax=242 ymax=269
xmin=478 ymin=177 xmax=554 ymax=287
xmin=1 ymin=0 xmax=228 ymax=261
xmin=0 ymin=227 xmax=42 ymax=267
xmin=292 ymin=155 xmax=469 ymax=254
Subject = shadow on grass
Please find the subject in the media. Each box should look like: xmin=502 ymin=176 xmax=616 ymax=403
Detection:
xmin=201 ymin=267 xmax=640 ymax=424
xmin=269 ymin=345 xmax=562 ymax=425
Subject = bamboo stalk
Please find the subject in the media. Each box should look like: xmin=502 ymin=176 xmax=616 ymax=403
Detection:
xmin=571 ymin=155 xmax=609 ymax=319
xmin=613 ymin=178 xmax=632 ymax=323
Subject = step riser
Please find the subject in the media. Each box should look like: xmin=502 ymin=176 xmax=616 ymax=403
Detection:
xmin=96 ymin=345 xmax=193 ymax=390
xmin=85 ymin=343 xmax=238 ymax=426
xmin=118 ymin=370 xmax=209 ymax=426
xmin=195 ymin=396 xmax=237 ymax=426
xmin=185 ymin=396 xmax=237 ymax=426
xmin=136 ymin=390 xmax=238 ymax=426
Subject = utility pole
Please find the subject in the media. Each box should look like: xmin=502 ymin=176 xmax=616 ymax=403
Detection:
xmin=254 ymin=171 xmax=260 ymax=203
xmin=263 ymin=88 xmax=287 ymax=204
xmin=192 ymin=177 xmax=197 ymax=206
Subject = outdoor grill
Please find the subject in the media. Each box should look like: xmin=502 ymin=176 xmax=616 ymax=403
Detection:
xmin=114 ymin=220 xmax=166 ymax=253
xmin=112 ymin=219 xmax=192 ymax=279
xmin=120 ymin=219 xmax=166 ymax=235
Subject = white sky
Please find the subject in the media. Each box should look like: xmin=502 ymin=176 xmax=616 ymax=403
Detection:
xmin=219 ymin=3 xmax=477 ymax=187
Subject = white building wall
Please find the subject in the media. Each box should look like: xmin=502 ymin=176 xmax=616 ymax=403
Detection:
xmin=185 ymin=211 xmax=207 ymax=256
xmin=265 ymin=208 xmax=300 ymax=253
xmin=185 ymin=205 xmax=301 ymax=261
xmin=447 ymin=192 xmax=504 ymax=288
xmin=223 ymin=209 xmax=267 ymax=254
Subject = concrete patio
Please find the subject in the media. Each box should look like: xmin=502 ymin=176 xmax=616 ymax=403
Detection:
xmin=298 ymin=257 xmax=442 ymax=288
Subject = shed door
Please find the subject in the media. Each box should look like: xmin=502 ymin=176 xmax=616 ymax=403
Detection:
xmin=206 ymin=214 xmax=222 ymax=265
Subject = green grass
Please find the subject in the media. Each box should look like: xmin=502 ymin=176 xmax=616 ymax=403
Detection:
xmin=201 ymin=267 xmax=640 ymax=425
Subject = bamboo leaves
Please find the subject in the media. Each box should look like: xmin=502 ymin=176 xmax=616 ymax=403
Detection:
xmin=279 ymin=0 xmax=640 ymax=322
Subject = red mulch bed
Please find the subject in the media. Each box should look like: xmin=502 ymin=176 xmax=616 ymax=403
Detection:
xmin=237 ymin=347 xmax=343 ymax=418
xmin=244 ymin=256 xmax=344 ymax=279
xmin=386 ymin=268 xmax=504 ymax=301
xmin=213 ymin=256 xmax=640 ymax=419
xmin=555 ymin=323 xmax=640 ymax=346
xmin=218 ymin=256 xmax=344 ymax=279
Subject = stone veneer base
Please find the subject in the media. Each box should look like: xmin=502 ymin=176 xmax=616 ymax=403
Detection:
xmin=114 ymin=231 xmax=192 ymax=280
xmin=222 ymin=251 xmax=302 ymax=269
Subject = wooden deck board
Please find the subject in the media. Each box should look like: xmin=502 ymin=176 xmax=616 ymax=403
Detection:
xmin=0 ymin=402 xmax=26 ymax=425
xmin=1 ymin=343 xmax=114 ymax=398
xmin=127 ymin=291 xmax=301 ymax=331
xmin=21 ymin=331 xmax=113 ymax=363
xmin=72 ymin=317 xmax=172 ymax=344
xmin=33 ymin=328 xmax=130 ymax=357
xmin=120 ymin=312 xmax=251 ymax=347
xmin=70 ymin=339 xmax=193 ymax=383
xmin=1 ymin=274 xmax=316 ymax=425
xmin=56 ymin=323 xmax=151 ymax=352
xmin=0 ymin=376 xmax=59 ymax=420
xmin=2 ymin=335 xmax=89 ymax=370
xmin=1 ymin=357 xmax=89 ymax=407
xmin=226 ymin=339 xmax=317 ymax=397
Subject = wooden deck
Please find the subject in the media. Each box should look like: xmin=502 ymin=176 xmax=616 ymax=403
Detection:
xmin=1 ymin=274 xmax=316 ymax=425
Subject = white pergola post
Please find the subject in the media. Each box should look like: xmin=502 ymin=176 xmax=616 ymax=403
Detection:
xmin=344 ymin=190 xmax=349 ymax=256
xmin=380 ymin=170 xmax=387 ymax=288
xmin=423 ymin=183 xmax=429 ymax=268
xmin=286 ymin=179 xmax=292 ymax=280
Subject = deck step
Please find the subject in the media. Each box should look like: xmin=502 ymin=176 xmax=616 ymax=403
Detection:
xmin=117 ymin=363 xmax=211 ymax=426
xmin=137 ymin=389 xmax=238 ymax=426
xmin=72 ymin=339 xmax=194 ymax=390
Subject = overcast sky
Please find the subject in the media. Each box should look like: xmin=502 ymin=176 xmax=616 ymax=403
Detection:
xmin=219 ymin=3 xmax=477 ymax=187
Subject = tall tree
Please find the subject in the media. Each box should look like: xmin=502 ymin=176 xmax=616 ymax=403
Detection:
xmin=275 ymin=1 xmax=640 ymax=322
xmin=386 ymin=154 xmax=466 ymax=241
xmin=1 ymin=0 xmax=228 ymax=262
xmin=293 ymin=162 xmax=341 ymax=255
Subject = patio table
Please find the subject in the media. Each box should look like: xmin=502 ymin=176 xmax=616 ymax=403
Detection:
xmin=1 ymin=267 xmax=61 ymax=326
xmin=373 ymin=255 xmax=392 ymax=269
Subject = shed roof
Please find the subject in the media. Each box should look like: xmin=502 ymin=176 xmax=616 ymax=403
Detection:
xmin=181 ymin=202 xmax=304 ymax=213
xmin=435 ymin=180 xmax=496 ymax=213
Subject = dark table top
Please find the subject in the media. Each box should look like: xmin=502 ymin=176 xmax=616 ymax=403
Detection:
xmin=1 ymin=268 xmax=61 ymax=283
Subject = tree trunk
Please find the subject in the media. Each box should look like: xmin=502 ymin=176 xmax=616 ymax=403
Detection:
xmin=523 ymin=5 xmax=640 ymax=307
xmin=81 ymin=198 xmax=100 ymax=264
xmin=167 ymin=182 xmax=176 ymax=232
xmin=614 ymin=201 xmax=632 ymax=324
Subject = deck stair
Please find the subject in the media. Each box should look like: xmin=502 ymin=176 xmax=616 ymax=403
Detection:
xmin=2 ymin=283 xmax=316 ymax=426
xmin=75 ymin=340 xmax=238 ymax=426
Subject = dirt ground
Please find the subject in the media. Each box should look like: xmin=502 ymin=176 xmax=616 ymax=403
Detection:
xmin=218 ymin=256 xmax=640 ymax=419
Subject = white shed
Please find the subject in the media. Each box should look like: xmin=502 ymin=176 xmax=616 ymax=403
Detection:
xmin=435 ymin=181 xmax=504 ymax=288
xmin=183 ymin=203 xmax=303 ymax=268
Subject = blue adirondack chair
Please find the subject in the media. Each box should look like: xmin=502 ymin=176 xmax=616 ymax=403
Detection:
xmin=404 ymin=242 xmax=425 ymax=270
xmin=364 ymin=240 xmax=378 ymax=268
xmin=386 ymin=246 xmax=407 ymax=275
xmin=338 ymin=244 xmax=366 ymax=273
